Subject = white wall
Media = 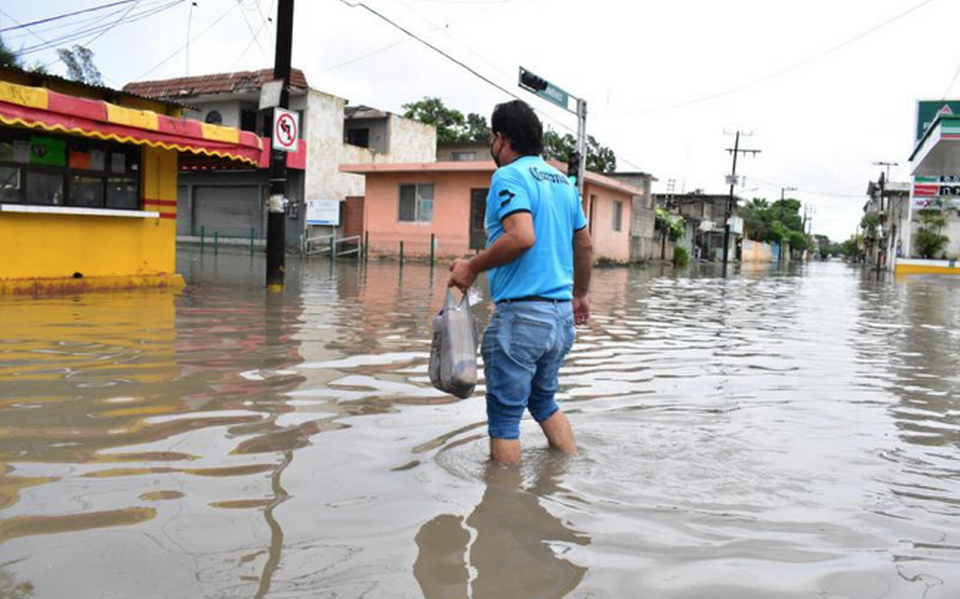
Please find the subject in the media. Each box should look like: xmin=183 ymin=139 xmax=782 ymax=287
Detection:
xmin=301 ymin=90 xmax=437 ymax=204
xmin=184 ymin=99 xmax=242 ymax=128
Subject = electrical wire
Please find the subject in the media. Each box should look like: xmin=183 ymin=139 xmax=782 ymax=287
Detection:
xmin=0 ymin=0 xmax=142 ymax=34
xmin=235 ymin=0 xmax=267 ymax=59
xmin=338 ymin=0 xmax=657 ymax=174
xmin=337 ymin=0 xmax=577 ymax=137
xmin=16 ymin=0 xmax=184 ymax=56
xmin=942 ymin=58 xmax=960 ymax=100
xmin=619 ymin=0 xmax=939 ymax=114
xmin=0 ymin=7 xmax=60 ymax=57
xmin=131 ymin=0 xmax=242 ymax=82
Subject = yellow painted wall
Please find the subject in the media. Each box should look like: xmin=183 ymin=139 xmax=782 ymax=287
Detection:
xmin=0 ymin=146 xmax=180 ymax=287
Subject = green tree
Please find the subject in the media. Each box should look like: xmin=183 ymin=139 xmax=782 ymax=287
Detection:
xmin=57 ymin=45 xmax=101 ymax=85
xmin=787 ymin=230 xmax=809 ymax=253
xmin=840 ymin=236 xmax=862 ymax=261
xmin=464 ymin=112 xmax=490 ymax=143
xmin=402 ymin=97 xmax=467 ymax=143
xmin=914 ymin=209 xmax=949 ymax=259
xmin=860 ymin=212 xmax=880 ymax=240
xmin=0 ymin=35 xmax=20 ymax=69
xmin=542 ymin=130 xmax=617 ymax=173
xmin=0 ymin=35 xmax=49 ymax=74
xmin=740 ymin=198 xmax=771 ymax=241
xmin=403 ymin=97 xmax=619 ymax=171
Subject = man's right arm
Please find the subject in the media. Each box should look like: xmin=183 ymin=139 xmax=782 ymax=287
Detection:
xmin=572 ymin=228 xmax=593 ymax=325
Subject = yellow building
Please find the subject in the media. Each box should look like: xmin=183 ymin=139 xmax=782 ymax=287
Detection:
xmin=0 ymin=68 xmax=262 ymax=294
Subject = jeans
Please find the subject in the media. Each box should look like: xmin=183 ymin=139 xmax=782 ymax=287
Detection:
xmin=481 ymin=300 xmax=576 ymax=440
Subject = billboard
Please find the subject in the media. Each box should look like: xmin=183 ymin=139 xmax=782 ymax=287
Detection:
xmin=916 ymin=100 xmax=960 ymax=141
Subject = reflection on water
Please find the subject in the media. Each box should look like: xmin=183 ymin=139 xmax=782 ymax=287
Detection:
xmin=0 ymin=252 xmax=958 ymax=598
xmin=415 ymin=454 xmax=587 ymax=599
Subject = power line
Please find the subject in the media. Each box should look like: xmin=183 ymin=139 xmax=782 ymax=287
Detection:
xmin=338 ymin=0 xmax=577 ymax=136
xmin=16 ymin=0 xmax=184 ymax=56
xmin=235 ymin=0 xmax=268 ymax=59
xmin=131 ymin=0 xmax=242 ymax=82
xmin=339 ymin=0 xmax=655 ymax=172
xmin=0 ymin=0 xmax=141 ymax=34
xmin=0 ymin=7 xmax=62 ymax=59
xmin=942 ymin=58 xmax=960 ymax=100
xmin=229 ymin=0 xmax=274 ymax=70
xmin=320 ymin=2 xmax=494 ymax=74
xmin=619 ymin=0 xmax=939 ymax=114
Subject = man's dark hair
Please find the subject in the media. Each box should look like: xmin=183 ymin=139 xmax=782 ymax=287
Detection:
xmin=491 ymin=100 xmax=543 ymax=156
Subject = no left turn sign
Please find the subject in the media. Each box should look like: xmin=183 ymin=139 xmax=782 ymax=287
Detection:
xmin=273 ymin=108 xmax=299 ymax=152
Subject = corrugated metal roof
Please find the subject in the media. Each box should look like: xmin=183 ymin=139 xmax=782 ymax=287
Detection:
xmin=0 ymin=65 xmax=190 ymax=110
xmin=123 ymin=68 xmax=309 ymax=100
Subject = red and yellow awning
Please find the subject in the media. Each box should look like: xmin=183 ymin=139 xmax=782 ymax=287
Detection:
xmin=0 ymin=80 xmax=262 ymax=167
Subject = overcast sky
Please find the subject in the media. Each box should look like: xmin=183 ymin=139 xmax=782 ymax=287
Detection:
xmin=4 ymin=0 xmax=960 ymax=240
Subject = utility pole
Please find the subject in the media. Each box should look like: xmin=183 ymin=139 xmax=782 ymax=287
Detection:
xmin=779 ymin=186 xmax=796 ymax=264
xmin=266 ymin=0 xmax=294 ymax=291
xmin=723 ymin=131 xmax=761 ymax=274
xmin=873 ymin=161 xmax=898 ymax=182
xmin=574 ymin=97 xmax=587 ymax=198
xmin=876 ymin=171 xmax=885 ymax=272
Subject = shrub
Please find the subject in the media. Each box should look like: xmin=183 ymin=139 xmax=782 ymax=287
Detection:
xmin=915 ymin=227 xmax=949 ymax=259
xmin=674 ymin=246 xmax=690 ymax=267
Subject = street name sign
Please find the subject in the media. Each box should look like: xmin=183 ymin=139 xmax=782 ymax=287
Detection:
xmin=519 ymin=67 xmax=572 ymax=112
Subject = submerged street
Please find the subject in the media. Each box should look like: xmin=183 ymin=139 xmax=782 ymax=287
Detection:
xmin=1 ymin=251 xmax=959 ymax=598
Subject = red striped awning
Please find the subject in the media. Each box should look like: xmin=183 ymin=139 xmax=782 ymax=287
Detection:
xmin=0 ymin=80 xmax=262 ymax=167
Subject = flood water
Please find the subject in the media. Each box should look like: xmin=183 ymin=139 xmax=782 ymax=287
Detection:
xmin=1 ymin=250 xmax=959 ymax=598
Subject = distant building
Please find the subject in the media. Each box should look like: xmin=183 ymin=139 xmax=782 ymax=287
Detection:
xmin=124 ymin=69 xmax=436 ymax=250
xmin=902 ymin=111 xmax=960 ymax=275
xmin=863 ymin=177 xmax=911 ymax=271
xmin=654 ymin=192 xmax=744 ymax=261
xmin=339 ymin=161 xmax=639 ymax=263
xmin=606 ymin=172 xmax=657 ymax=262
xmin=437 ymin=140 xmax=489 ymax=162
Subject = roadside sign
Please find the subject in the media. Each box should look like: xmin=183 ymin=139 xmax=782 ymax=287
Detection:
xmin=273 ymin=108 xmax=299 ymax=153
xmin=915 ymin=100 xmax=960 ymax=141
xmin=306 ymin=199 xmax=340 ymax=226
xmin=519 ymin=67 xmax=573 ymax=112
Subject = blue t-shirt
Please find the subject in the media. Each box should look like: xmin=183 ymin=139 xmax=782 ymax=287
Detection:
xmin=485 ymin=155 xmax=588 ymax=302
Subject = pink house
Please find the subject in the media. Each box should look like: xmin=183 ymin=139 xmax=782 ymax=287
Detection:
xmin=339 ymin=161 xmax=639 ymax=263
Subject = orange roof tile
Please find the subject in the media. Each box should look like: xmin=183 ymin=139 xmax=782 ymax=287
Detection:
xmin=123 ymin=68 xmax=309 ymax=100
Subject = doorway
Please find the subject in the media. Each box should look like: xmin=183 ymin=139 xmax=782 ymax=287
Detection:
xmin=470 ymin=188 xmax=488 ymax=251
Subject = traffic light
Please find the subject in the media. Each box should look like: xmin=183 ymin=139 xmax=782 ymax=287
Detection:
xmin=567 ymin=151 xmax=581 ymax=184
xmin=519 ymin=68 xmax=548 ymax=93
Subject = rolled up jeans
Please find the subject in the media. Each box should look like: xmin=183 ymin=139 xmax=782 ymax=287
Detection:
xmin=481 ymin=300 xmax=575 ymax=440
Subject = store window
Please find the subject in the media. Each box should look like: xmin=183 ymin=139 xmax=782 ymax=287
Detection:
xmin=0 ymin=130 xmax=140 ymax=211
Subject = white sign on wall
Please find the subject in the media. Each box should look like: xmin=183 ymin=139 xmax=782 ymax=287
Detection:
xmin=272 ymin=108 xmax=299 ymax=152
xmin=306 ymin=199 xmax=340 ymax=226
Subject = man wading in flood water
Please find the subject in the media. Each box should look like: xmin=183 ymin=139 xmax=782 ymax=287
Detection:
xmin=448 ymin=100 xmax=593 ymax=464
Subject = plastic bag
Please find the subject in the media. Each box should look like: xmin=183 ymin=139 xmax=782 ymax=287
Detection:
xmin=429 ymin=289 xmax=478 ymax=399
